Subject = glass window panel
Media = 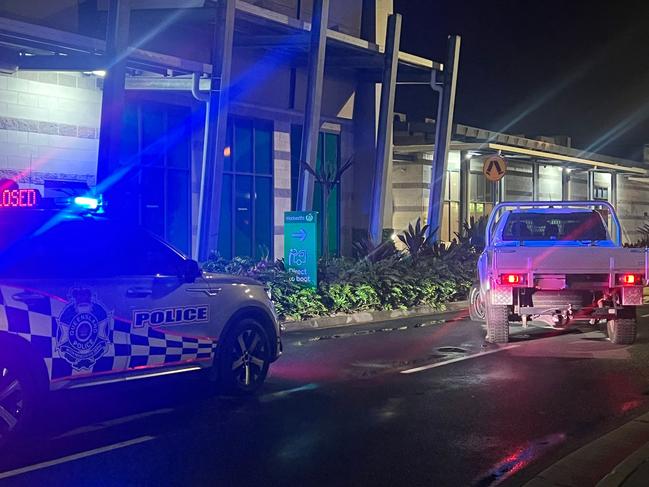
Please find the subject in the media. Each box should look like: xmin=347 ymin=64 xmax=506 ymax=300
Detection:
xmin=167 ymin=107 xmax=190 ymax=169
xmin=141 ymin=104 xmax=165 ymax=159
xmin=469 ymin=173 xmax=478 ymax=201
xmin=224 ymin=121 xmax=233 ymax=172
xmin=448 ymin=171 xmax=460 ymax=201
xmin=235 ymin=175 xmax=253 ymax=257
xmin=538 ymin=166 xmax=562 ymax=201
xmin=218 ymin=174 xmax=233 ymax=259
xmin=141 ymin=167 xmax=165 ymax=238
xmin=450 ymin=202 xmax=460 ymax=240
xmin=234 ymin=119 xmax=253 ymax=173
xmin=254 ymin=122 xmax=273 ymax=175
xmin=441 ymin=202 xmax=450 ymax=242
xmin=254 ymin=177 xmax=272 ymax=259
xmin=167 ymin=169 xmax=190 ymax=254
xmin=324 ymin=132 xmax=339 ymax=173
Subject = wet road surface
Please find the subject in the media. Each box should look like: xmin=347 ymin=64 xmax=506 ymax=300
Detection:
xmin=2 ymin=309 xmax=649 ymax=486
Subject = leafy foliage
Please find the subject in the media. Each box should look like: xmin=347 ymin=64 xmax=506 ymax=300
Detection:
xmin=203 ymin=217 xmax=482 ymax=320
xmin=397 ymin=218 xmax=433 ymax=264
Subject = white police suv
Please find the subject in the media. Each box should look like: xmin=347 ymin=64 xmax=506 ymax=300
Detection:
xmin=0 ymin=191 xmax=281 ymax=444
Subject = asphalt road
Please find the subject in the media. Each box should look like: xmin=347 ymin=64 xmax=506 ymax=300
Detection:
xmin=2 ymin=309 xmax=649 ymax=487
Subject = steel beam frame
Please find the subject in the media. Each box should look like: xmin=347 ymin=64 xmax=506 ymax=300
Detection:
xmin=427 ymin=36 xmax=461 ymax=239
xmin=459 ymin=151 xmax=469 ymax=227
xmin=562 ymin=167 xmax=570 ymax=200
xmin=195 ymin=0 xmax=236 ymax=261
xmin=369 ymin=13 xmax=402 ymax=244
xmin=295 ymin=0 xmax=329 ymax=211
xmin=96 ymin=0 xmax=130 ymax=191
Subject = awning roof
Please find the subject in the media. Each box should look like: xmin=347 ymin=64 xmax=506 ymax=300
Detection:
xmin=394 ymin=121 xmax=649 ymax=175
xmin=0 ymin=1 xmax=441 ymax=82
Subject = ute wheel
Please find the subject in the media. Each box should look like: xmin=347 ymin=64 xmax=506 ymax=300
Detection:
xmin=469 ymin=283 xmax=485 ymax=322
xmin=607 ymin=318 xmax=637 ymax=345
xmin=0 ymin=356 xmax=39 ymax=448
xmin=485 ymin=291 xmax=510 ymax=344
xmin=217 ymin=318 xmax=271 ymax=395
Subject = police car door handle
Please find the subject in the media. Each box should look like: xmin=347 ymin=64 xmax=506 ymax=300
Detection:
xmin=126 ymin=287 xmax=153 ymax=298
xmin=186 ymin=287 xmax=221 ymax=297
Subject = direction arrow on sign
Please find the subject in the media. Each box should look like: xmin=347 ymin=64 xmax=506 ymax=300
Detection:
xmin=483 ymin=155 xmax=507 ymax=182
xmin=291 ymin=228 xmax=307 ymax=241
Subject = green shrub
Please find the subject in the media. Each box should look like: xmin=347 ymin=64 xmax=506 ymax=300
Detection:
xmin=202 ymin=228 xmax=478 ymax=320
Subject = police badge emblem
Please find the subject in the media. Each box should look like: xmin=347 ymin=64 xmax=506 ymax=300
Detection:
xmin=56 ymin=289 xmax=113 ymax=370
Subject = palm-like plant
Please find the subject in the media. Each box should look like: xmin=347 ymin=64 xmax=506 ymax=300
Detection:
xmin=301 ymin=155 xmax=354 ymax=260
xmin=397 ymin=218 xmax=434 ymax=264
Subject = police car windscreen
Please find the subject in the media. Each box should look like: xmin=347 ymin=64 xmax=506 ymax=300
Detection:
xmin=502 ymin=211 xmax=609 ymax=241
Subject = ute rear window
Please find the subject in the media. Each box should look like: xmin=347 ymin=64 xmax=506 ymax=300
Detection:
xmin=502 ymin=211 xmax=609 ymax=241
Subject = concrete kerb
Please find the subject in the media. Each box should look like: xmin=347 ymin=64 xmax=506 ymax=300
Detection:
xmin=523 ymin=410 xmax=649 ymax=487
xmin=281 ymin=300 xmax=469 ymax=333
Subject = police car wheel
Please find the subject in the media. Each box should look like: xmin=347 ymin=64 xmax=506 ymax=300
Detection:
xmin=218 ymin=318 xmax=271 ymax=395
xmin=0 ymin=358 xmax=36 ymax=446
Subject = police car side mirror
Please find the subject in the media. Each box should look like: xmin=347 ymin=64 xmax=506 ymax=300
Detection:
xmin=181 ymin=259 xmax=202 ymax=283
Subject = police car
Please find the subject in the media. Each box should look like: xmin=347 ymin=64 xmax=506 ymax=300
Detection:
xmin=0 ymin=189 xmax=281 ymax=444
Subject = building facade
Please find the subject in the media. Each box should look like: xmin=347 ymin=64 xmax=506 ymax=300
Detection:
xmin=0 ymin=0 xmax=648 ymax=260
xmin=393 ymin=119 xmax=649 ymax=244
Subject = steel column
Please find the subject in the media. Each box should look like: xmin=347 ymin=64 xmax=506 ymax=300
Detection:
xmin=532 ymin=163 xmax=539 ymax=200
xmin=195 ymin=0 xmax=236 ymax=261
xmin=427 ymin=36 xmax=461 ymax=239
xmin=610 ymin=172 xmax=617 ymax=208
xmin=96 ymin=0 xmax=130 ymax=190
xmin=295 ymin=0 xmax=329 ymax=211
xmin=369 ymin=13 xmax=402 ymax=244
xmin=459 ymin=151 xmax=469 ymax=228
xmin=562 ymin=168 xmax=570 ymax=200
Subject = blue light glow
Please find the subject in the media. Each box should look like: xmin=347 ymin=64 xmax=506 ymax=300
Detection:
xmin=73 ymin=196 xmax=99 ymax=210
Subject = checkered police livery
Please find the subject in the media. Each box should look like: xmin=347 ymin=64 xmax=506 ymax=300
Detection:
xmin=0 ymin=285 xmax=216 ymax=381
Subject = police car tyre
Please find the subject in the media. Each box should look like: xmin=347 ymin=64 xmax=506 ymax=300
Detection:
xmin=218 ymin=318 xmax=271 ymax=395
xmin=0 ymin=357 xmax=38 ymax=447
xmin=607 ymin=318 xmax=637 ymax=345
xmin=485 ymin=291 xmax=509 ymax=344
xmin=469 ymin=283 xmax=485 ymax=322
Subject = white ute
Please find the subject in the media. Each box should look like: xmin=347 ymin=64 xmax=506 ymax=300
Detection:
xmin=474 ymin=201 xmax=646 ymax=344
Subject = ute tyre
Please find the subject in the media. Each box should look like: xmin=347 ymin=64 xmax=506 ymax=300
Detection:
xmin=469 ymin=283 xmax=485 ymax=322
xmin=217 ymin=318 xmax=271 ymax=395
xmin=607 ymin=318 xmax=637 ymax=345
xmin=485 ymin=291 xmax=509 ymax=344
xmin=0 ymin=356 xmax=39 ymax=448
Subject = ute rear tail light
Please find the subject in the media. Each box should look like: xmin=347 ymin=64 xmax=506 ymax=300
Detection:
xmin=501 ymin=273 xmax=526 ymax=285
xmin=618 ymin=274 xmax=642 ymax=286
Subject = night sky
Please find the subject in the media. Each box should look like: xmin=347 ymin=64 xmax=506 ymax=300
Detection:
xmin=394 ymin=0 xmax=649 ymax=160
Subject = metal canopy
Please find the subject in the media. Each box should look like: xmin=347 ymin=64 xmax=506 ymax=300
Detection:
xmin=0 ymin=1 xmax=440 ymax=82
xmin=233 ymin=2 xmax=441 ymax=83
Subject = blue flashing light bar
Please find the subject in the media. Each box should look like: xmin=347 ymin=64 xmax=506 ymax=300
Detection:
xmin=73 ymin=196 xmax=100 ymax=210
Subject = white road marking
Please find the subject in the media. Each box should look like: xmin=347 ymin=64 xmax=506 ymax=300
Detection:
xmin=53 ymin=408 xmax=174 ymax=440
xmin=0 ymin=436 xmax=155 ymax=480
xmin=400 ymin=344 xmax=519 ymax=374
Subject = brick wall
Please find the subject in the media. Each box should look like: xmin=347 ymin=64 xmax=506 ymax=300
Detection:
xmin=0 ymin=71 xmax=101 ymax=193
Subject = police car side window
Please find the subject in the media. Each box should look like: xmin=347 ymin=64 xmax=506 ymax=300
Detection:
xmin=126 ymin=231 xmax=185 ymax=276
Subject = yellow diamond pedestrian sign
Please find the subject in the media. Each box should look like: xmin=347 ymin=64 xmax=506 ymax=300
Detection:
xmin=483 ymin=155 xmax=507 ymax=182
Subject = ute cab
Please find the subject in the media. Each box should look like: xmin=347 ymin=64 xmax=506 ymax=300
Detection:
xmin=0 ymin=189 xmax=280 ymax=445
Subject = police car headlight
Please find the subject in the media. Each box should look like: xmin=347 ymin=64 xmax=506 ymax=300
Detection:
xmin=264 ymin=286 xmax=272 ymax=300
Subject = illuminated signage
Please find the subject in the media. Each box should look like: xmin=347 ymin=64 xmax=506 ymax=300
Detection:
xmin=0 ymin=189 xmax=38 ymax=208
